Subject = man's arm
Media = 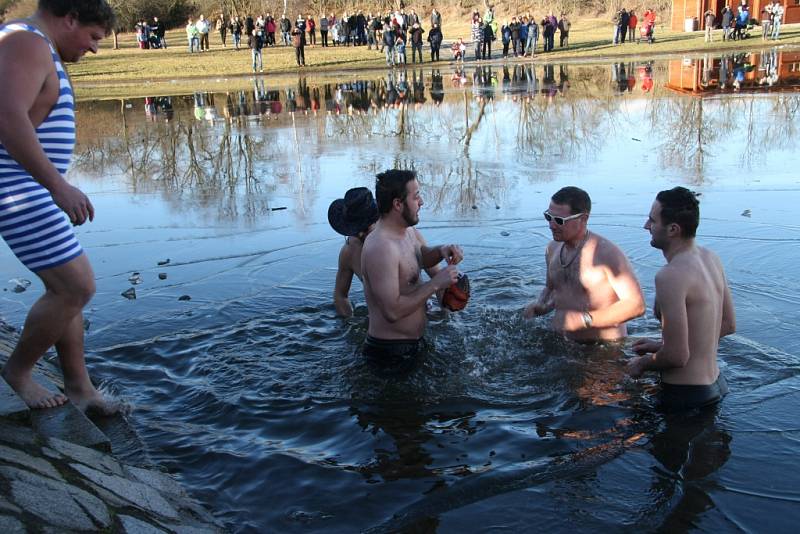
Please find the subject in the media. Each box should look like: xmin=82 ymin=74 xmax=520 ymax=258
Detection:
xmin=415 ymin=230 xmax=441 ymax=278
xmin=524 ymin=243 xmax=555 ymax=318
xmin=364 ymin=241 xmax=457 ymax=323
xmin=577 ymin=244 xmax=645 ymax=329
xmin=415 ymin=229 xmax=445 ymax=302
xmin=719 ymin=269 xmax=736 ymax=338
xmin=627 ymin=270 xmax=689 ymax=376
xmin=420 ymin=242 xmax=463 ymax=269
xmin=333 ymin=246 xmax=355 ymax=317
xmin=0 ymin=33 xmax=94 ymax=225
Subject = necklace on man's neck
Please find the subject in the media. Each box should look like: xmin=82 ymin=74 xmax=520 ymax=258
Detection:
xmin=559 ymin=230 xmax=589 ymax=269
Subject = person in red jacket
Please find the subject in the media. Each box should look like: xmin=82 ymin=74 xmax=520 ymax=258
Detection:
xmin=628 ymin=11 xmax=638 ymax=43
xmin=306 ymin=15 xmax=316 ymax=45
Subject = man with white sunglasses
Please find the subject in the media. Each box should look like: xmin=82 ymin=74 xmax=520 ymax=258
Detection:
xmin=524 ymin=186 xmax=645 ymax=342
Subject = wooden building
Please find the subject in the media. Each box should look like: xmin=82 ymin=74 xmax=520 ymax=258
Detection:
xmin=670 ymin=0 xmax=800 ymax=31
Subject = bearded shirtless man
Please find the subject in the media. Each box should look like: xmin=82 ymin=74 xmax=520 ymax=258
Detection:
xmin=524 ymin=186 xmax=645 ymax=342
xmin=361 ymin=169 xmax=462 ymax=371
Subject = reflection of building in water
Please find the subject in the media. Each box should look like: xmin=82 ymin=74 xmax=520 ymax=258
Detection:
xmin=670 ymin=0 xmax=800 ymax=30
xmin=665 ymin=51 xmax=800 ymax=94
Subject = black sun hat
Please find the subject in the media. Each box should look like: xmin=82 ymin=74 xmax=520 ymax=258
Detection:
xmin=328 ymin=187 xmax=379 ymax=237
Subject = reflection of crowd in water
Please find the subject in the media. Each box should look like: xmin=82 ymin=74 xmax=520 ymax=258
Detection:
xmin=144 ymin=65 xmax=584 ymax=123
xmin=717 ymin=51 xmax=780 ymax=90
xmin=139 ymin=51 xmax=800 ymax=125
xmin=142 ymin=52 xmax=795 ymax=125
xmin=144 ymin=96 xmax=174 ymax=121
xmin=611 ymin=62 xmax=655 ymax=93
xmin=697 ymin=50 xmax=783 ymax=92
xmin=453 ymin=63 xmax=572 ymax=99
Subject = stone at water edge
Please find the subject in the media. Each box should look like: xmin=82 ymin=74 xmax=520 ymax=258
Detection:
xmin=9 ymin=278 xmax=31 ymax=293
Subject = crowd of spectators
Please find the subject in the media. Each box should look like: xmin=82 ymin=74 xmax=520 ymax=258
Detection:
xmin=129 ymin=5 xmax=781 ymax=72
xmin=706 ymin=0 xmax=785 ymax=43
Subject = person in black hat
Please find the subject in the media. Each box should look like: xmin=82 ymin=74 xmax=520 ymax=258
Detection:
xmin=328 ymin=187 xmax=379 ymax=316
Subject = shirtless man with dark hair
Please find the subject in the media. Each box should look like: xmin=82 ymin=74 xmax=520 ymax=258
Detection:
xmin=524 ymin=186 xmax=645 ymax=341
xmin=627 ymin=187 xmax=735 ymax=411
xmin=0 ymin=0 xmax=119 ymax=413
xmin=361 ymin=169 xmax=462 ymax=371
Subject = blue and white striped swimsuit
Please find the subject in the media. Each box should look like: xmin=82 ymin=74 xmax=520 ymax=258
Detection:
xmin=0 ymin=22 xmax=83 ymax=272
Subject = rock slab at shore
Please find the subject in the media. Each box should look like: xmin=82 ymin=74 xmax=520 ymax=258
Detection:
xmin=0 ymin=321 xmax=225 ymax=532
xmin=0 ymin=420 xmax=224 ymax=532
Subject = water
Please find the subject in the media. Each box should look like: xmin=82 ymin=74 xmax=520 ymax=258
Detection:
xmin=3 ymin=51 xmax=800 ymax=532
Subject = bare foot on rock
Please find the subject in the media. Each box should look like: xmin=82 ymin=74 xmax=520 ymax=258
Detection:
xmin=1 ymin=369 xmax=68 ymax=409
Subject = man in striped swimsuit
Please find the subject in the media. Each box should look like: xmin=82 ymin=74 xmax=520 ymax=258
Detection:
xmin=0 ymin=0 xmax=119 ymax=413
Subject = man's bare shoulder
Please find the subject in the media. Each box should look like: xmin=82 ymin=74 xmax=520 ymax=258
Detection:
xmin=591 ymin=232 xmax=632 ymax=267
xmin=697 ymin=245 xmax=724 ymax=268
xmin=0 ymin=29 xmax=53 ymax=98
xmin=338 ymin=241 xmax=356 ymax=268
xmin=591 ymin=232 xmax=623 ymax=254
xmin=0 ymin=27 xmax=51 ymax=63
xmin=363 ymin=229 xmax=400 ymax=260
xmin=655 ymin=262 xmax=689 ymax=293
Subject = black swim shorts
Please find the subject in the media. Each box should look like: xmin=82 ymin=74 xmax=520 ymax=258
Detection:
xmin=362 ymin=335 xmax=425 ymax=374
xmin=658 ymin=372 xmax=729 ymax=412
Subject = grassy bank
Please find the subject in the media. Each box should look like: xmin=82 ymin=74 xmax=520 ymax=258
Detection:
xmin=70 ymin=18 xmax=800 ymax=100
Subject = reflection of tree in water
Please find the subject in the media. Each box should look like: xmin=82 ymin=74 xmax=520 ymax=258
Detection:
xmin=650 ymin=92 xmax=800 ymax=180
xmin=763 ymin=95 xmax=800 ymax=149
xmin=650 ymin=97 xmax=718 ymax=183
xmin=735 ymin=94 xmax=800 ymax=169
xmin=76 ymin=101 xmax=271 ymax=219
xmin=72 ymin=98 xmax=325 ymax=223
xmin=514 ymin=65 xmax=614 ymax=163
xmin=72 ymin=67 xmax=798 ymax=220
xmin=461 ymin=95 xmax=487 ymax=149
xmin=517 ymin=96 xmax=608 ymax=163
xmin=382 ymin=157 xmax=510 ymax=216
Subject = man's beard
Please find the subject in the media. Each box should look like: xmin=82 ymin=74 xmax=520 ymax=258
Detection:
xmin=649 ymin=231 xmax=666 ymax=250
xmin=401 ymin=202 xmax=418 ymax=227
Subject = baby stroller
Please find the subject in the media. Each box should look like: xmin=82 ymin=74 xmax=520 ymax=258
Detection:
xmin=639 ymin=21 xmax=654 ymax=44
xmin=732 ymin=15 xmax=755 ymax=40
xmin=148 ymin=33 xmax=162 ymax=49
